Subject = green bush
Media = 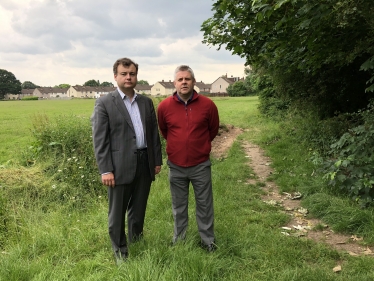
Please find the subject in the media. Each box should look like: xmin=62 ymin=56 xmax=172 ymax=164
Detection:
xmin=282 ymin=110 xmax=357 ymax=154
xmin=321 ymin=102 xmax=374 ymax=206
xmin=21 ymin=97 xmax=39 ymax=100
xmin=24 ymin=113 xmax=103 ymax=199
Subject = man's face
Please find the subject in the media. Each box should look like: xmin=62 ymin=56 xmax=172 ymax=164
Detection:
xmin=174 ymin=70 xmax=195 ymax=97
xmin=114 ymin=64 xmax=137 ymax=91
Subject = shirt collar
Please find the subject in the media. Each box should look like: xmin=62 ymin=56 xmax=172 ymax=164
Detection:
xmin=117 ymin=87 xmax=137 ymax=101
xmin=176 ymin=91 xmax=194 ymax=104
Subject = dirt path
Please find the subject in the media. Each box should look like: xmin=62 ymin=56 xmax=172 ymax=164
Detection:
xmin=211 ymin=125 xmax=374 ymax=257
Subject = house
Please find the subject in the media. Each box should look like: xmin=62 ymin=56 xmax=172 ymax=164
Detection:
xmin=194 ymin=81 xmax=211 ymax=94
xmin=150 ymin=80 xmax=175 ymax=96
xmin=34 ymin=87 xmax=68 ymax=99
xmin=67 ymin=85 xmax=116 ymax=98
xmin=5 ymin=88 xmax=35 ymax=100
xmin=94 ymin=86 xmax=116 ymax=98
xmin=49 ymin=87 xmax=69 ymax=98
xmin=21 ymin=88 xmax=36 ymax=98
xmin=135 ymin=84 xmax=152 ymax=95
xmin=210 ymin=74 xmax=242 ymax=93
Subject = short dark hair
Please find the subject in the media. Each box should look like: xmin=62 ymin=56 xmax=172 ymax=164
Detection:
xmin=113 ymin=57 xmax=139 ymax=74
xmin=174 ymin=65 xmax=195 ymax=81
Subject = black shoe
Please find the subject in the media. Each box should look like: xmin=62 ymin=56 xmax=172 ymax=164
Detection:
xmin=114 ymin=251 xmax=128 ymax=265
xmin=200 ymin=242 xmax=217 ymax=252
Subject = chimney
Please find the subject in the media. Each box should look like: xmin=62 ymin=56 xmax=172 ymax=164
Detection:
xmin=162 ymin=79 xmax=164 ymax=82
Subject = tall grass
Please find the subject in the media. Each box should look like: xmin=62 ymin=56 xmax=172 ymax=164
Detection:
xmin=1 ymin=97 xmax=374 ymax=280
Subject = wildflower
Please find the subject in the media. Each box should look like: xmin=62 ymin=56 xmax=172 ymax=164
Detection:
xmin=67 ymin=158 xmax=71 ymax=161
xmin=72 ymin=156 xmax=76 ymax=159
xmin=79 ymin=166 xmax=83 ymax=169
xmin=81 ymin=175 xmax=84 ymax=178
xmin=58 ymin=170 xmax=62 ymax=172
xmin=52 ymin=185 xmax=56 ymax=189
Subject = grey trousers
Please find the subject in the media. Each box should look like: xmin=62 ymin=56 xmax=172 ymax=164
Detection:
xmin=108 ymin=150 xmax=151 ymax=256
xmin=168 ymin=159 xmax=215 ymax=245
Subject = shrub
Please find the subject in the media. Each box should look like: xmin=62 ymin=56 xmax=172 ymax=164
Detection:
xmin=321 ymin=102 xmax=374 ymax=206
xmin=24 ymin=113 xmax=103 ymax=198
xmin=21 ymin=96 xmax=39 ymax=100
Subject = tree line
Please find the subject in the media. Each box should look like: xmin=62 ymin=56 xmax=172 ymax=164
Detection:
xmin=0 ymin=68 xmax=151 ymax=99
xmin=202 ymin=0 xmax=374 ymax=206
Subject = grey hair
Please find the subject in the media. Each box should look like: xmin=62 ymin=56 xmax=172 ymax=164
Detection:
xmin=174 ymin=65 xmax=195 ymax=81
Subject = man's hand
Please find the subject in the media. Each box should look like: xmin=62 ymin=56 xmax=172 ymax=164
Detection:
xmin=155 ymin=166 xmax=161 ymax=175
xmin=101 ymin=172 xmax=115 ymax=187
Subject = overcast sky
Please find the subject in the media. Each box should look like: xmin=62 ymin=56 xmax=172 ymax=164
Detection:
xmin=0 ymin=0 xmax=246 ymax=87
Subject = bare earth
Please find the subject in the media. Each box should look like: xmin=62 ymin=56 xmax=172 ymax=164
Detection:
xmin=211 ymin=125 xmax=374 ymax=257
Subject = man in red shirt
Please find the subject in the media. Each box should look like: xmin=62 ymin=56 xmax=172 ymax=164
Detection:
xmin=157 ymin=65 xmax=219 ymax=251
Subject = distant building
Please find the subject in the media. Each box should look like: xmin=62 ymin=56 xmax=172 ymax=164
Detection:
xmin=151 ymin=80 xmax=175 ymax=96
xmin=34 ymin=87 xmax=69 ymax=99
xmin=135 ymin=84 xmax=152 ymax=95
xmin=5 ymin=88 xmax=35 ymax=100
xmin=67 ymin=85 xmax=116 ymax=98
xmin=211 ymin=74 xmax=242 ymax=93
xmin=194 ymin=81 xmax=211 ymax=93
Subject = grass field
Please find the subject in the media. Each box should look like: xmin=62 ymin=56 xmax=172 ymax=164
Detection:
xmin=1 ymin=97 xmax=374 ymax=280
xmin=0 ymin=99 xmax=96 ymax=164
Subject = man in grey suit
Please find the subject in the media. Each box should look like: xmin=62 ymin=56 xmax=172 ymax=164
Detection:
xmin=91 ymin=57 xmax=162 ymax=264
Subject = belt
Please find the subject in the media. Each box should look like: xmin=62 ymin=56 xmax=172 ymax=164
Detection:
xmin=135 ymin=148 xmax=147 ymax=154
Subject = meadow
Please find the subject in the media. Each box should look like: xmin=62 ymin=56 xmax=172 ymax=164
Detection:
xmin=1 ymin=97 xmax=374 ymax=280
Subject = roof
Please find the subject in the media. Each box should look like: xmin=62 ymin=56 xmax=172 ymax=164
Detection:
xmin=158 ymin=80 xmax=175 ymax=89
xmin=21 ymin=89 xmax=35 ymax=95
xmin=212 ymin=75 xmax=243 ymax=85
xmin=135 ymin=84 xmax=152 ymax=91
xmin=71 ymin=85 xmax=116 ymax=92
xmin=195 ymin=82 xmax=211 ymax=89
xmin=36 ymin=87 xmax=69 ymax=94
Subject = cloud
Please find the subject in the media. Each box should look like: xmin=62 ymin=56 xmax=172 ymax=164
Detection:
xmin=0 ymin=0 xmax=246 ymax=86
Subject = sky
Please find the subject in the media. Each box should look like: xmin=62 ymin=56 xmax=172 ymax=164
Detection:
xmin=0 ymin=0 xmax=246 ymax=87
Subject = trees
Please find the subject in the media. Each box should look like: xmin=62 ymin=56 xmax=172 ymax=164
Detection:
xmin=0 ymin=69 xmax=21 ymax=99
xmin=227 ymin=81 xmax=247 ymax=96
xmin=55 ymin=84 xmax=70 ymax=89
xmin=201 ymin=0 xmax=374 ymax=117
xmin=22 ymin=81 xmax=39 ymax=89
xmin=138 ymin=80 xmax=149 ymax=85
xmin=83 ymin=80 xmax=100 ymax=87
xmin=100 ymin=81 xmax=114 ymax=87
xmin=201 ymin=0 xmax=374 ymax=205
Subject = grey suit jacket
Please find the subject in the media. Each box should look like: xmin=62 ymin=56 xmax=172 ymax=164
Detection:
xmin=91 ymin=89 xmax=162 ymax=185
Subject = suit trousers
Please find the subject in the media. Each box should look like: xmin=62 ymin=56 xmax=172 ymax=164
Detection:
xmin=168 ymin=159 xmax=215 ymax=245
xmin=108 ymin=149 xmax=151 ymax=256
